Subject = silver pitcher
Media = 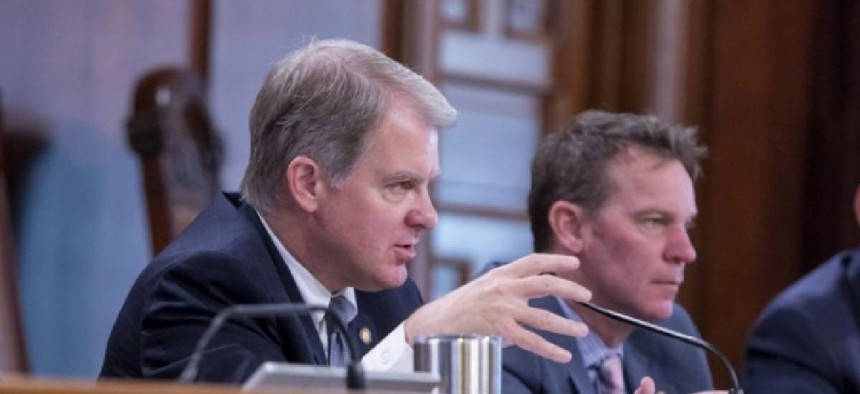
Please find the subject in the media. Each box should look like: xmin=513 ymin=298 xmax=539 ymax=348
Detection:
xmin=413 ymin=334 xmax=502 ymax=394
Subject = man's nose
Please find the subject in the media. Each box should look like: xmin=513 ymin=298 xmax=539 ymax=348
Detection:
xmin=406 ymin=189 xmax=437 ymax=229
xmin=666 ymin=226 xmax=697 ymax=264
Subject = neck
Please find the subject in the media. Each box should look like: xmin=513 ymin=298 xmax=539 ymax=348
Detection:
xmin=261 ymin=210 xmax=343 ymax=293
xmin=568 ymin=301 xmax=634 ymax=347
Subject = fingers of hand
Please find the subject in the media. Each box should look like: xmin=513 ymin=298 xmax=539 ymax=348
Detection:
xmin=500 ymin=253 xmax=580 ymax=278
xmin=519 ymin=307 xmax=588 ymax=338
xmin=513 ymin=274 xmax=592 ymax=302
xmin=634 ymin=376 xmax=656 ymax=394
xmin=505 ymin=324 xmax=572 ymax=364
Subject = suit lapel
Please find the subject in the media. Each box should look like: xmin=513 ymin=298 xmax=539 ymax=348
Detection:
xmin=239 ymin=202 xmax=327 ymax=365
xmin=568 ymin=342 xmax=596 ymax=394
xmin=623 ymin=341 xmax=654 ymax=393
xmin=530 ymin=297 xmax=596 ymax=394
xmin=347 ymin=312 xmax=377 ymax=357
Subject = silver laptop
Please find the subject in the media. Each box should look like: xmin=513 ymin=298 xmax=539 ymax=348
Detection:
xmin=243 ymin=362 xmax=439 ymax=392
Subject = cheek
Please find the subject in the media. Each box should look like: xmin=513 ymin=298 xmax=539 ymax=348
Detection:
xmin=597 ymin=230 xmax=639 ymax=263
xmin=597 ymin=234 xmax=656 ymax=283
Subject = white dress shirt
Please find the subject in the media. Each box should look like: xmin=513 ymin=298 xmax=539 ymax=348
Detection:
xmin=259 ymin=214 xmax=413 ymax=372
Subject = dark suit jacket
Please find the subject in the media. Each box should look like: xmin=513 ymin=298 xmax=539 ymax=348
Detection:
xmin=502 ymin=297 xmax=713 ymax=394
xmin=100 ymin=193 xmax=422 ymax=383
xmin=744 ymin=248 xmax=860 ymax=394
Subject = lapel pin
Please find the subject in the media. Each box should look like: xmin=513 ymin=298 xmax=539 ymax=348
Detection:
xmin=359 ymin=327 xmax=372 ymax=344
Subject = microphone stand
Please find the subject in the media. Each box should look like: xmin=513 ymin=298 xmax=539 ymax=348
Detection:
xmin=579 ymin=301 xmax=744 ymax=394
xmin=178 ymin=303 xmax=366 ymax=390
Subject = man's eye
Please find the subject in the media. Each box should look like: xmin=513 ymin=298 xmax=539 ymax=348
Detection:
xmin=392 ymin=181 xmax=414 ymax=191
xmin=385 ymin=181 xmax=415 ymax=197
xmin=642 ymin=217 xmax=668 ymax=227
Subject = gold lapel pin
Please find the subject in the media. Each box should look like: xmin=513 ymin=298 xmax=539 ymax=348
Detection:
xmin=359 ymin=327 xmax=372 ymax=344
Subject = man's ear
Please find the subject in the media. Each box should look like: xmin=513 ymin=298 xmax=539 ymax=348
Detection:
xmin=548 ymin=200 xmax=590 ymax=253
xmin=284 ymin=156 xmax=325 ymax=213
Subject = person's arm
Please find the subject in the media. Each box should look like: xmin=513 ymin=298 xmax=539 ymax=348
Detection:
xmin=404 ymin=253 xmax=591 ymax=363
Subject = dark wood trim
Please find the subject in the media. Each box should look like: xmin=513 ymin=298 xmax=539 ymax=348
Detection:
xmin=802 ymin=0 xmax=860 ymax=272
xmin=589 ymin=0 xmax=623 ymax=110
xmin=701 ymin=0 xmax=816 ymax=383
xmin=547 ymin=0 xmax=593 ymax=133
xmin=0 ymin=92 xmax=29 ymax=373
xmin=381 ymin=0 xmax=406 ymax=59
xmin=189 ymin=0 xmax=212 ymax=83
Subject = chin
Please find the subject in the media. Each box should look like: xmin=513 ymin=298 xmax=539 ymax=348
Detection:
xmin=362 ymin=268 xmax=409 ymax=291
xmin=648 ymin=303 xmax=675 ymax=322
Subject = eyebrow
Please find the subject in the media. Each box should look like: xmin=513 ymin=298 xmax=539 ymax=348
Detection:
xmin=381 ymin=171 xmax=423 ymax=184
xmin=636 ymin=209 xmax=698 ymax=221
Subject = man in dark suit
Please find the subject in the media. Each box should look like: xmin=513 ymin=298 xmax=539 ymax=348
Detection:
xmin=501 ymin=111 xmax=717 ymax=393
xmin=100 ymin=39 xmax=593 ymax=383
xmin=743 ymin=185 xmax=860 ymax=393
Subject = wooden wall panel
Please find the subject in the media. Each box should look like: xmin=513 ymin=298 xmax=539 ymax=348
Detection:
xmin=803 ymin=0 xmax=860 ymax=271
xmin=701 ymin=0 xmax=815 ymax=384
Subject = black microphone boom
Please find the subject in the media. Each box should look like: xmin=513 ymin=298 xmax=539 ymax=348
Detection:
xmin=178 ymin=303 xmax=366 ymax=390
xmin=579 ymin=301 xmax=744 ymax=394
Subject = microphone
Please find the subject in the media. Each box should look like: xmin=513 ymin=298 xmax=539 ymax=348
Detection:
xmin=178 ymin=303 xmax=366 ymax=390
xmin=578 ymin=301 xmax=744 ymax=394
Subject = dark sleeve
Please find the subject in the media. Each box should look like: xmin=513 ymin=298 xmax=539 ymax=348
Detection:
xmin=139 ymin=252 xmax=290 ymax=383
xmin=743 ymin=301 xmax=841 ymax=394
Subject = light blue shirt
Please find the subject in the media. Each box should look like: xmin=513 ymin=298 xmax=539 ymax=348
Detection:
xmin=556 ymin=297 xmax=624 ymax=388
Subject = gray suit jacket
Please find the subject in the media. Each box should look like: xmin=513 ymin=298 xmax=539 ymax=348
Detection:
xmin=502 ymin=296 xmax=714 ymax=394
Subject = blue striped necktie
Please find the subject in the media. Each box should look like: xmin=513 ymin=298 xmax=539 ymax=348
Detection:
xmin=325 ymin=295 xmax=352 ymax=366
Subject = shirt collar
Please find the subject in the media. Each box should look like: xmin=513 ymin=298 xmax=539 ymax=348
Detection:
xmin=556 ymin=297 xmax=624 ymax=368
xmin=258 ymin=213 xmax=357 ymax=331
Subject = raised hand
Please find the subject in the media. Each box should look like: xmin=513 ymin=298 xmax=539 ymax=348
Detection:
xmin=404 ymin=253 xmax=591 ymax=363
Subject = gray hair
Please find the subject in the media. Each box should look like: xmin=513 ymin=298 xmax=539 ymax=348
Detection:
xmin=529 ymin=110 xmax=707 ymax=251
xmin=241 ymin=39 xmax=456 ymax=214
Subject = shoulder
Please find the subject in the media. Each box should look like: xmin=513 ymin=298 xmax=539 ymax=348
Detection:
xmin=744 ymin=250 xmax=860 ymax=393
xmin=126 ymin=197 xmax=284 ymax=310
xmin=753 ymin=250 xmax=857 ymax=331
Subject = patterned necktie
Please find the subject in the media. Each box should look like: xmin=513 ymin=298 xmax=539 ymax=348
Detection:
xmin=325 ymin=295 xmax=353 ymax=366
xmin=595 ymin=353 xmax=626 ymax=394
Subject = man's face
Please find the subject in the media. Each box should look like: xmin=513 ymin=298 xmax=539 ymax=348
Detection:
xmin=579 ymin=147 xmax=697 ymax=321
xmin=314 ymin=101 xmax=439 ymax=292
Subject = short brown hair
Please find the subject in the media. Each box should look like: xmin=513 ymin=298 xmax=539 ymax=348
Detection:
xmin=529 ymin=110 xmax=706 ymax=251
